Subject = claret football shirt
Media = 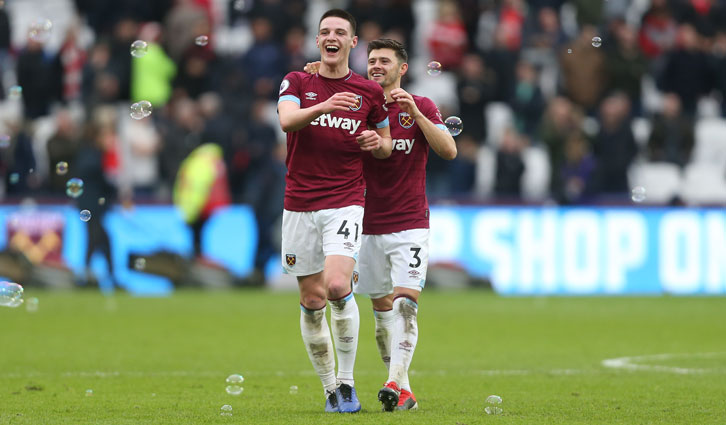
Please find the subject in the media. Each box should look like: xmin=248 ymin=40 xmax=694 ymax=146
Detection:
xmin=362 ymin=95 xmax=447 ymax=235
xmin=278 ymin=70 xmax=389 ymax=212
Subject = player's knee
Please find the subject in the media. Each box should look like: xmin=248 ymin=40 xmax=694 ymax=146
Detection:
xmin=325 ymin=275 xmax=352 ymax=299
xmin=300 ymin=292 xmax=327 ymax=310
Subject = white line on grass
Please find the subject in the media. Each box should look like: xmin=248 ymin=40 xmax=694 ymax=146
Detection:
xmin=602 ymin=352 xmax=726 ymax=374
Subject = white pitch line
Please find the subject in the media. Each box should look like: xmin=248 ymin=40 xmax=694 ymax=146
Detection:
xmin=602 ymin=352 xmax=726 ymax=375
xmin=0 ymin=368 xmax=590 ymax=379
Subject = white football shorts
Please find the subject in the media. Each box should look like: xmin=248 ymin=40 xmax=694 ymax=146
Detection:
xmin=353 ymin=228 xmax=429 ymax=299
xmin=281 ymin=205 xmax=364 ymax=276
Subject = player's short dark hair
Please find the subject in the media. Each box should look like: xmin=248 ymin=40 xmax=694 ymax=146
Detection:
xmin=367 ymin=38 xmax=408 ymax=64
xmin=319 ymin=9 xmax=357 ymax=35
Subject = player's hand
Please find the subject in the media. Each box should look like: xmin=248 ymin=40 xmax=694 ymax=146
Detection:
xmin=303 ymin=61 xmax=321 ymax=74
xmin=391 ymin=88 xmax=421 ymax=118
xmin=356 ymin=129 xmax=382 ymax=151
xmin=320 ymin=92 xmax=358 ymax=113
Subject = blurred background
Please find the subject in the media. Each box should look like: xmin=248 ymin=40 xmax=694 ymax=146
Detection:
xmin=0 ymin=0 xmax=724 ymax=296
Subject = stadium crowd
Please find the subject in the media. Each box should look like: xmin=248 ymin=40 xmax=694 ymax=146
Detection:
xmin=0 ymin=0 xmax=725 ymax=209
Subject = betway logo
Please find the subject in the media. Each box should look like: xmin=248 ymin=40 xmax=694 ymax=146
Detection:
xmin=393 ymin=138 xmax=415 ymax=154
xmin=310 ymin=114 xmax=361 ymax=135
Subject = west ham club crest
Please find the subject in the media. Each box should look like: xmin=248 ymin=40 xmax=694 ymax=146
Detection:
xmin=399 ymin=112 xmax=415 ymax=129
xmin=349 ymin=95 xmax=363 ymax=111
xmin=285 ymin=254 xmax=296 ymax=267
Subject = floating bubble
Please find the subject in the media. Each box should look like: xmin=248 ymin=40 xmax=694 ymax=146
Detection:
xmin=26 ymin=297 xmax=39 ymax=313
xmin=85 ymin=389 xmax=93 ymax=397
xmin=138 ymin=100 xmax=153 ymax=117
xmin=130 ymin=40 xmax=148 ymax=58
xmin=631 ymin=186 xmax=647 ymax=203
xmin=591 ymin=36 xmax=602 ymax=48
xmin=55 ymin=161 xmax=68 ymax=175
xmin=130 ymin=102 xmax=147 ymax=119
xmin=233 ymin=0 xmax=246 ymax=11
xmin=0 ymin=134 xmax=9 ymax=148
xmin=134 ymin=258 xmax=146 ymax=270
xmin=220 ymin=404 xmax=233 ymax=416
xmin=9 ymin=173 xmax=19 ymax=184
xmin=289 ymin=385 xmax=298 ymax=395
xmin=0 ymin=281 xmax=24 ymax=308
xmin=8 ymin=85 xmax=22 ymax=100
xmin=225 ymin=374 xmax=244 ymax=395
xmin=80 ymin=209 xmax=91 ymax=222
xmin=445 ymin=116 xmax=463 ymax=137
xmin=567 ymin=48 xmax=573 ymax=54
xmin=28 ymin=18 xmax=53 ymax=43
xmin=426 ymin=61 xmax=442 ymax=76
xmin=195 ymin=35 xmax=209 ymax=46
xmin=66 ymin=178 xmax=84 ymax=198
xmin=485 ymin=394 xmax=502 ymax=415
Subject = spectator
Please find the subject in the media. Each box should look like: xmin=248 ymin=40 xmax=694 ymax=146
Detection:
xmin=646 ymin=93 xmax=694 ymax=167
xmin=538 ymin=96 xmax=584 ymax=198
xmin=485 ymin=24 xmax=521 ymax=102
xmin=559 ymin=131 xmax=596 ymax=204
xmin=456 ymin=53 xmax=497 ymax=143
xmin=82 ymin=40 xmax=122 ymax=111
xmin=510 ymin=60 xmax=545 ymax=139
xmin=523 ymin=6 xmax=568 ymax=51
xmin=240 ymin=17 xmax=285 ymax=99
xmin=164 ymin=0 xmax=210 ymax=62
xmin=58 ymin=24 xmax=88 ymax=103
xmin=709 ymin=30 xmax=726 ymax=115
xmin=592 ymin=93 xmax=638 ymax=195
xmin=494 ymin=127 xmax=526 ymax=197
xmin=605 ymin=23 xmax=648 ymax=114
xmin=2 ymin=120 xmax=37 ymax=197
xmin=428 ymin=0 xmax=468 ymax=71
xmin=638 ymin=0 xmax=678 ymax=60
xmin=659 ymin=23 xmax=713 ymax=116
xmin=559 ymin=25 xmax=607 ymax=113
xmin=46 ymin=109 xmax=81 ymax=194
xmin=16 ymin=35 xmax=62 ymax=119
xmin=74 ymin=107 xmax=119 ymax=287
xmin=131 ymin=23 xmax=177 ymax=106
xmin=156 ymin=96 xmax=204 ymax=192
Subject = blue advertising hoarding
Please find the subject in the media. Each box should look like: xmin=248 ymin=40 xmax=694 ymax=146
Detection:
xmin=428 ymin=207 xmax=726 ymax=295
xmin=1 ymin=205 xmax=725 ymax=295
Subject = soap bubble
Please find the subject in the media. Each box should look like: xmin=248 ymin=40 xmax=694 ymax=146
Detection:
xmin=130 ymin=40 xmax=148 ymax=58
xmin=426 ymin=61 xmax=442 ymax=76
xmin=445 ymin=116 xmax=463 ymax=137
xmin=485 ymin=394 xmax=502 ymax=415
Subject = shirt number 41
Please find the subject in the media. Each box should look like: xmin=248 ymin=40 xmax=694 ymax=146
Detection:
xmin=337 ymin=220 xmax=359 ymax=242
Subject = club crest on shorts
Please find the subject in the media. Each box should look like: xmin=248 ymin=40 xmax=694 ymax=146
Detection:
xmin=399 ymin=112 xmax=415 ymax=129
xmin=285 ymin=254 xmax=296 ymax=267
xmin=349 ymin=94 xmax=363 ymax=111
xmin=352 ymin=271 xmax=359 ymax=285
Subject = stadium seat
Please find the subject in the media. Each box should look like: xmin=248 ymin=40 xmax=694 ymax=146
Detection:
xmin=627 ymin=162 xmax=682 ymax=204
xmin=485 ymin=102 xmax=514 ymax=147
xmin=521 ymin=146 xmax=550 ymax=201
xmin=631 ymin=117 xmax=651 ymax=150
xmin=679 ymin=163 xmax=726 ymax=205
xmin=693 ymin=118 xmax=726 ymax=169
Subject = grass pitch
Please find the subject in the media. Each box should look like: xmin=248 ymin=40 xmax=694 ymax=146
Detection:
xmin=1 ymin=289 xmax=725 ymax=424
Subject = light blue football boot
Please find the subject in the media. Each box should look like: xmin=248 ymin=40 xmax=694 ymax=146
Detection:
xmin=336 ymin=383 xmax=361 ymax=413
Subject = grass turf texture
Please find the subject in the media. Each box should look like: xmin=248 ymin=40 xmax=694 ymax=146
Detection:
xmin=1 ymin=290 xmax=725 ymax=424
